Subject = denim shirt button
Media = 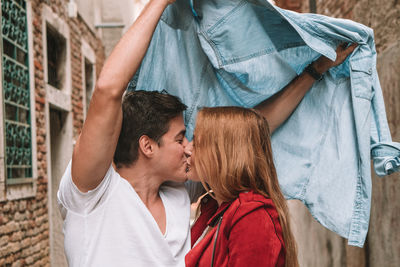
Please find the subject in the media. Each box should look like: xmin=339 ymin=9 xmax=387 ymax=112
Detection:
xmin=368 ymin=68 xmax=372 ymax=74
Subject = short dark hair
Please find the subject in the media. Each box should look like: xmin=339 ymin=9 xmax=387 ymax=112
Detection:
xmin=113 ymin=90 xmax=187 ymax=168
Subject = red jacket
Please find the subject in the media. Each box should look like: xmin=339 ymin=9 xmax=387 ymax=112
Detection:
xmin=186 ymin=191 xmax=285 ymax=267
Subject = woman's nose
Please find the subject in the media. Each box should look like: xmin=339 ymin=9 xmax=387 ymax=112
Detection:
xmin=184 ymin=141 xmax=193 ymax=157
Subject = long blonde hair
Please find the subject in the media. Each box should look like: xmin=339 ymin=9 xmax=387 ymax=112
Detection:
xmin=193 ymin=107 xmax=298 ymax=267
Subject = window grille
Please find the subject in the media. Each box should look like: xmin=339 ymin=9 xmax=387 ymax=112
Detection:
xmin=46 ymin=24 xmax=66 ymax=89
xmin=1 ymin=0 xmax=33 ymax=184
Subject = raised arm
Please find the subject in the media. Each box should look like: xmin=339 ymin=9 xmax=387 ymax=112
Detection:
xmin=255 ymin=43 xmax=357 ymax=133
xmin=71 ymin=0 xmax=173 ymax=192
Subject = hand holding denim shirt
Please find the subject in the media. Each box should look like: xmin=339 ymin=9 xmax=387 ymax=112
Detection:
xmin=127 ymin=0 xmax=400 ymax=247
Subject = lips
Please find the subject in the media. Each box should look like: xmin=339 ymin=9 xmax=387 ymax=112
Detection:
xmin=185 ymin=157 xmax=191 ymax=173
xmin=185 ymin=160 xmax=191 ymax=172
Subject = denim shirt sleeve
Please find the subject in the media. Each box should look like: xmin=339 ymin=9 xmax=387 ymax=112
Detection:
xmin=370 ymin=67 xmax=400 ymax=176
xmin=372 ymin=143 xmax=400 ymax=176
xmin=283 ymin=6 xmax=400 ymax=177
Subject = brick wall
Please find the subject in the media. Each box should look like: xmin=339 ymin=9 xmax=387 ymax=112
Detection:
xmin=275 ymin=0 xmax=303 ymax=12
xmin=0 ymin=0 xmax=105 ymax=266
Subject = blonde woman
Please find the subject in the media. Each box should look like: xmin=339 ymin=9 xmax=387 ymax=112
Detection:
xmin=185 ymin=107 xmax=298 ymax=267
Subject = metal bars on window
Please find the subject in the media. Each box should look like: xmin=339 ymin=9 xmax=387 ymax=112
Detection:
xmin=1 ymin=0 xmax=33 ymax=184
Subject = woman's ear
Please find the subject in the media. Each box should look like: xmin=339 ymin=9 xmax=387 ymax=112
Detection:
xmin=138 ymin=135 xmax=156 ymax=158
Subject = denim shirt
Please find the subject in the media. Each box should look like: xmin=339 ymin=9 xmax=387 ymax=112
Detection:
xmin=128 ymin=0 xmax=400 ymax=247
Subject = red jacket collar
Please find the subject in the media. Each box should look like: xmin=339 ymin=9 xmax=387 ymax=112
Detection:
xmin=207 ymin=200 xmax=231 ymax=227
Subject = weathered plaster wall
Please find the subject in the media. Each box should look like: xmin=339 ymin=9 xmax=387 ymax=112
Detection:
xmin=99 ymin=0 xmax=136 ymax=57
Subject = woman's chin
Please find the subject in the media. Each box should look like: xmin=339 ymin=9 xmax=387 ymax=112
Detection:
xmin=186 ymin=169 xmax=200 ymax=182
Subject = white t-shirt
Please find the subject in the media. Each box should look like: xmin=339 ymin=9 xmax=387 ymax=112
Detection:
xmin=57 ymin=162 xmax=191 ymax=267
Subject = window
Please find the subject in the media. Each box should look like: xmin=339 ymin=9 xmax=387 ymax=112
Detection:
xmin=1 ymin=0 xmax=33 ymax=184
xmin=84 ymin=58 xmax=94 ymax=114
xmin=309 ymin=0 xmax=317 ymax=13
xmin=46 ymin=23 xmax=66 ymax=89
xmin=81 ymin=40 xmax=95 ymax=117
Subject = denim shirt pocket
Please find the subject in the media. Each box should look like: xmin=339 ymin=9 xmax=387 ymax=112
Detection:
xmin=350 ymin=57 xmax=375 ymax=100
xmin=199 ymin=1 xmax=303 ymax=67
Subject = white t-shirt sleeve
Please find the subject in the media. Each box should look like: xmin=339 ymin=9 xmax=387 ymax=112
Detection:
xmin=57 ymin=161 xmax=117 ymax=216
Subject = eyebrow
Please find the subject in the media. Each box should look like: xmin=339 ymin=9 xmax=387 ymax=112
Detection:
xmin=175 ymin=130 xmax=186 ymax=139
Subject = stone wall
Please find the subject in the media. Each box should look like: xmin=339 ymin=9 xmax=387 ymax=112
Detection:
xmin=0 ymin=0 xmax=105 ymax=266
xmin=275 ymin=1 xmax=400 ymax=266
